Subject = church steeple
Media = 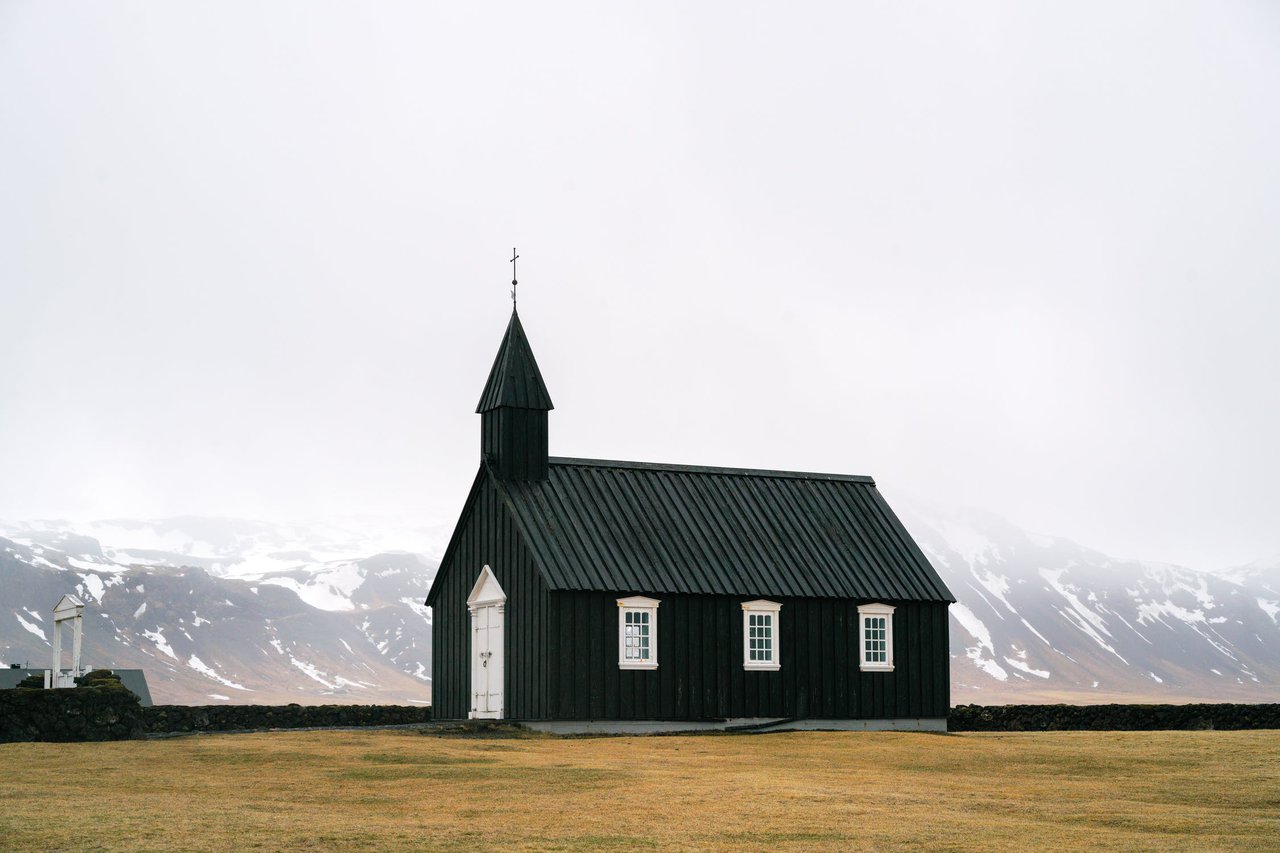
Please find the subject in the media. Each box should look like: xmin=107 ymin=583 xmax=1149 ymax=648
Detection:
xmin=477 ymin=308 xmax=553 ymax=481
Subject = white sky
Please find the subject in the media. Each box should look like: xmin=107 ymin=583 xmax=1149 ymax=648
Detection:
xmin=1 ymin=2 xmax=1278 ymax=570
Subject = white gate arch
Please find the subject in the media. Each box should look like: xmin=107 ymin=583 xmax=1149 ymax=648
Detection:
xmin=48 ymin=594 xmax=86 ymax=689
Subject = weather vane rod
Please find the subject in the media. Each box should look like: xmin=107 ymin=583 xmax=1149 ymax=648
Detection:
xmin=510 ymin=248 xmax=519 ymax=307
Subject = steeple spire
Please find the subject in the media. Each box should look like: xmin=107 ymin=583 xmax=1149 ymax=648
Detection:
xmin=477 ymin=303 xmax=553 ymax=481
xmin=476 ymin=310 xmax=554 ymax=414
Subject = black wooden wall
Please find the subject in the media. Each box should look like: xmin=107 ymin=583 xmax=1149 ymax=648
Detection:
xmin=428 ymin=473 xmax=550 ymax=720
xmin=542 ymin=593 xmax=950 ymax=721
xmin=481 ymin=408 xmax=548 ymax=481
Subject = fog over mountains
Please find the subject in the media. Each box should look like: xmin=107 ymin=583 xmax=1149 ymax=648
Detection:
xmin=2 ymin=509 xmax=1277 ymax=706
xmin=891 ymin=500 xmax=1280 ymax=704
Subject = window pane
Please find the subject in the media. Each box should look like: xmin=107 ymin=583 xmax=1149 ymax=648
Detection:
xmin=623 ymin=609 xmax=654 ymax=661
xmin=863 ymin=614 xmax=890 ymax=664
xmin=745 ymin=608 xmax=778 ymax=666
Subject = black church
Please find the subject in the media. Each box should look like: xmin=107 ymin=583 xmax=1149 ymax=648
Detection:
xmin=425 ymin=307 xmax=954 ymax=732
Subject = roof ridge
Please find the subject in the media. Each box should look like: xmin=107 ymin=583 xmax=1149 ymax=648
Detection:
xmin=546 ymin=456 xmax=875 ymax=485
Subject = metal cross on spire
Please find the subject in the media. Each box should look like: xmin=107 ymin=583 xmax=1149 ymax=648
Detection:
xmin=510 ymin=248 xmax=519 ymax=307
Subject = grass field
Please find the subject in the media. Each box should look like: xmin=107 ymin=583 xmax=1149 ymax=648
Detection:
xmin=2 ymin=729 xmax=1278 ymax=851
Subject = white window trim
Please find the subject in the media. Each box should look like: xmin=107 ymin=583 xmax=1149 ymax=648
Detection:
xmin=858 ymin=602 xmax=895 ymax=672
xmin=741 ymin=599 xmax=782 ymax=671
xmin=617 ymin=595 xmax=660 ymax=670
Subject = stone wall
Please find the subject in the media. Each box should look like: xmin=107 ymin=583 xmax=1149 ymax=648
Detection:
xmin=949 ymin=703 xmax=1280 ymax=731
xmin=142 ymin=704 xmax=433 ymax=734
xmin=0 ymin=677 xmax=144 ymax=743
xmin=9 ymin=695 xmax=1280 ymax=740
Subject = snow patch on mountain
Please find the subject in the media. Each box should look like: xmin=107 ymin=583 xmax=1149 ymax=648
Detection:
xmin=1003 ymin=652 xmax=1050 ymax=679
xmin=76 ymin=573 xmax=106 ymax=603
xmin=1018 ymin=616 xmax=1053 ymax=648
xmin=188 ymin=655 xmax=248 ymax=691
xmin=1136 ymin=599 xmax=1204 ymax=628
xmin=950 ymin=602 xmax=1008 ymax=681
xmin=16 ymin=613 xmax=47 ymax=643
xmin=257 ymin=561 xmax=366 ymax=611
xmin=1039 ymin=568 xmax=1128 ymax=664
xmin=141 ymin=628 xmax=176 ymax=660
xmin=289 ymin=655 xmax=352 ymax=689
xmin=971 ymin=568 xmax=1018 ymax=617
xmin=1259 ymin=599 xmax=1280 ymax=623
xmin=399 ymin=597 xmax=430 ymax=617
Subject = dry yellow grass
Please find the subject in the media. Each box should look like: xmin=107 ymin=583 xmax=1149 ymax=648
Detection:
xmin=1 ymin=729 xmax=1277 ymax=851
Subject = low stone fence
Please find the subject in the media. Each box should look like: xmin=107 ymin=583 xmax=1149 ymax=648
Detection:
xmin=142 ymin=704 xmax=433 ymax=734
xmin=10 ymin=696 xmax=1280 ymax=741
xmin=948 ymin=703 xmax=1280 ymax=732
xmin=0 ymin=675 xmax=144 ymax=743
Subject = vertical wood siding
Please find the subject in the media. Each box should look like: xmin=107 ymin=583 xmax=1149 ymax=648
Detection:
xmin=430 ymin=476 xmax=550 ymax=720
xmin=543 ymin=593 xmax=949 ymax=721
xmin=481 ymin=409 xmax=548 ymax=481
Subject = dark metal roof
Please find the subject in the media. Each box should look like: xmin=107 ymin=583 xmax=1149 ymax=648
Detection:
xmin=493 ymin=457 xmax=955 ymax=602
xmin=476 ymin=309 xmax=554 ymax=413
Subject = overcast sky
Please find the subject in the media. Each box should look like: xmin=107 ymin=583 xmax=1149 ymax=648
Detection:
xmin=2 ymin=2 xmax=1277 ymax=570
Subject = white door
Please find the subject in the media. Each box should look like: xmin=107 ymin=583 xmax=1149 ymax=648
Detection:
xmin=467 ymin=565 xmax=507 ymax=720
xmin=470 ymin=603 xmax=504 ymax=718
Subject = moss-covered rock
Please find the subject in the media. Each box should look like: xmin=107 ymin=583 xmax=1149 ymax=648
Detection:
xmin=75 ymin=670 xmax=126 ymax=689
xmin=142 ymin=704 xmax=432 ymax=734
xmin=0 ymin=679 xmax=145 ymax=743
xmin=948 ymin=703 xmax=1280 ymax=732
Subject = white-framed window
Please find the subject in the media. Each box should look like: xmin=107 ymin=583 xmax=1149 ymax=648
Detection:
xmin=617 ymin=596 xmax=660 ymax=670
xmin=741 ymin=599 xmax=782 ymax=671
xmin=857 ymin=603 xmax=895 ymax=672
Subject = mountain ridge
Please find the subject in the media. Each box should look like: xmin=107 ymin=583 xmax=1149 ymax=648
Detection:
xmin=3 ymin=511 xmax=1277 ymax=705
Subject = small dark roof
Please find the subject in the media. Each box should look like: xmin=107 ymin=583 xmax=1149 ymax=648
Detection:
xmin=476 ymin=309 xmax=554 ymax=413
xmin=493 ymin=457 xmax=955 ymax=602
xmin=0 ymin=668 xmax=153 ymax=706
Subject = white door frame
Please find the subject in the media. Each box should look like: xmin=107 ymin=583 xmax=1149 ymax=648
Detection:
xmin=467 ymin=565 xmax=506 ymax=720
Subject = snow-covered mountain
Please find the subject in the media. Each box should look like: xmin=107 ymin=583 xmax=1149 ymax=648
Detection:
xmin=0 ymin=517 xmax=443 ymax=704
xmin=893 ymin=500 xmax=1280 ymax=704
xmin=3 ymin=510 xmax=1277 ymax=706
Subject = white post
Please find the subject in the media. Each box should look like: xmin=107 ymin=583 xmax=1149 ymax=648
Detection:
xmin=72 ymin=617 xmax=83 ymax=677
xmin=51 ymin=620 xmax=62 ymax=684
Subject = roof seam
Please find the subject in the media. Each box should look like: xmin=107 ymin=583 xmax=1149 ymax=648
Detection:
xmin=547 ymin=456 xmax=874 ymax=484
